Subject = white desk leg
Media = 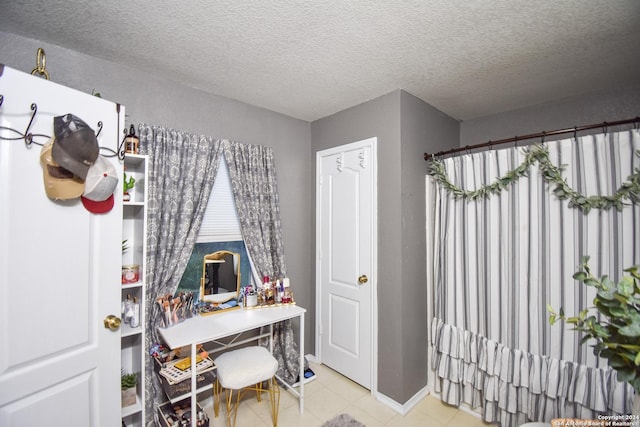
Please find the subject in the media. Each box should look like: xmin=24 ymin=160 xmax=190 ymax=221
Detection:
xmin=269 ymin=323 xmax=274 ymax=353
xmin=190 ymin=343 xmax=197 ymax=427
xmin=299 ymin=312 xmax=305 ymax=414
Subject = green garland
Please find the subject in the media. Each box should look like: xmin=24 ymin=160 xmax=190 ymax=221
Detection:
xmin=428 ymin=145 xmax=640 ymax=214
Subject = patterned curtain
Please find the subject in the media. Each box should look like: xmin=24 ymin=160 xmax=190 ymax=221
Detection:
xmin=138 ymin=125 xmax=223 ymax=423
xmin=426 ymin=130 xmax=639 ymax=425
xmin=222 ymin=141 xmax=286 ymax=280
xmin=223 ymin=141 xmax=305 ymax=384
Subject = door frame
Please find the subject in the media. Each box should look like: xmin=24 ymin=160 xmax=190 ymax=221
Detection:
xmin=314 ymin=137 xmax=378 ymax=396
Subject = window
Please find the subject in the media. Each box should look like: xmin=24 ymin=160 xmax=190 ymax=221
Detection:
xmin=196 ymin=156 xmax=242 ymax=243
xmin=177 ymin=156 xmax=259 ymax=291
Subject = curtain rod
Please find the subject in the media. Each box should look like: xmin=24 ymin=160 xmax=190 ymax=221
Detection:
xmin=423 ymin=116 xmax=640 ymax=161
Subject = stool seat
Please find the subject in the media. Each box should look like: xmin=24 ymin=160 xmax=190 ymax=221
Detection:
xmin=213 ymin=346 xmax=280 ymax=427
xmin=215 ymin=346 xmax=278 ymax=389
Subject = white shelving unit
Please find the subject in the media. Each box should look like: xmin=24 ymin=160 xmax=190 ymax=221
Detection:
xmin=121 ymin=153 xmax=148 ymax=426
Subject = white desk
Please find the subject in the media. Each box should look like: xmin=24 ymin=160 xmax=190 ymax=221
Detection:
xmin=158 ymin=305 xmax=306 ymax=427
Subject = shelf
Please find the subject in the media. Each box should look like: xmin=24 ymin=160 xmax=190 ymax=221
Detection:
xmin=166 ymin=381 xmax=216 ymax=405
xmin=122 ymin=281 xmax=144 ymax=290
xmin=121 ymin=153 xmax=148 ymax=425
xmin=121 ymin=395 xmax=142 ymax=418
xmin=121 ymin=323 xmax=143 ymax=338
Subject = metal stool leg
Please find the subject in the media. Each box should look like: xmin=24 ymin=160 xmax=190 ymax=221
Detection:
xmin=267 ymin=377 xmax=280 ymax=427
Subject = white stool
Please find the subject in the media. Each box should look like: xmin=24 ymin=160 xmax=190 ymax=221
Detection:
xmin=213 ymin=346 xmax=280 ymax=427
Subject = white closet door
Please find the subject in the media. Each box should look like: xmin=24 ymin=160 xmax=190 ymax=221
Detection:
xmin=317 ymin=138 xmax=377 ymax=389
xmin=0 ymin=66 xmax=124 ymax=427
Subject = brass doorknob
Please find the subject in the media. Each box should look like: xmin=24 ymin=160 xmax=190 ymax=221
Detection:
xmin=103 ymin=314 xmax=122 ymax=331
xmin=358 ymin=275 xmax=368 ymax=285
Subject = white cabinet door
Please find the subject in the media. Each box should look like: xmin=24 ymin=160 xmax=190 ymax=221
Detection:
xmin=0 ymin=66 xmax=123 ymax=426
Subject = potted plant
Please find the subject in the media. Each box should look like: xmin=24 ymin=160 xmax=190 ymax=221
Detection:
xmin=121 ymin=370 xmax=137 ymax=407
xmin=123 ymin=172 xmax=135 ymax=202
xmin=548 ymin=256 xmax=640 ymax=414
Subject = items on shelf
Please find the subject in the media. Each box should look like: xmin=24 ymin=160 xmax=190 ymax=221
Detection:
xmin=158 ymin=399 xmax=209 ymax=427
xmin=124 ymin=125 xmax=140 ymax=154
xmin=122 ymin=264 xmax=140 ymax=284
xmin=151 ymin=343 xmax=216 ymax=402
xmin=121 ymin=294 xmax=140 ymax=328
xmin=121 ymin=370 xmax=138 ymax=407
xmin=122 ymin=169 xmax=135 ymax=201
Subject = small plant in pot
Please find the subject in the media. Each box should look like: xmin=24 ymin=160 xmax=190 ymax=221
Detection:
xmin=123 ymin=172 xmax=135 ymax=202
xmin=548 ymin=256 xmax=640 ymax=414
xmin=121 ymin=370 xmax=137 ymax=407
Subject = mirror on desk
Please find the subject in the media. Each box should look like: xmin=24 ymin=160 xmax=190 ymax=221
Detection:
xmin=200 ymin=250 xmax=241 ymax=304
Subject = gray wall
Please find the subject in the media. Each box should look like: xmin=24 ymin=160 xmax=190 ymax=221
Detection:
xmin=399 ymin=91 xmax=458 ymax=402
xmin=0 ymin=31 xmax=314 ymax=351
xmin=460 ymin=85 xmax=640 ymax=146
xmin=310 ymin=90 xmax=458 ymax=403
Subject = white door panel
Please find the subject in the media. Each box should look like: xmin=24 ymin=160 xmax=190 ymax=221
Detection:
xmin=2 ymin=372 xmax=93 ymax=427
xmin=329 ymin=294 xmax=360 ymax=357
xmin=0 ymin=66 xmax=122 ymax=426
xmin=317 ymin=138 xmax=376 ymax=389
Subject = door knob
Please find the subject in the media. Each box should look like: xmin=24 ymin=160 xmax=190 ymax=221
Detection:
xmin=358 ymin=275 xmax=368 ymax=285
xmin=103 ymin=314 xmax=122 ymax=331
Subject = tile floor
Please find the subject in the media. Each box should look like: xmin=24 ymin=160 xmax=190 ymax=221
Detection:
xmin=201 ymin=362 xmax=496 ymax=427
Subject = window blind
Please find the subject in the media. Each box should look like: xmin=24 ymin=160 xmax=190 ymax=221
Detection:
xmin=196 ymin=156 xmax=242 ymax=243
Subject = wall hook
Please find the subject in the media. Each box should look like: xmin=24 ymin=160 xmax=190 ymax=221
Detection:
xmin=23 ymin=103 xmax=38 ymax=146
xmin=118 ymin=128 xmax=128 ymax=160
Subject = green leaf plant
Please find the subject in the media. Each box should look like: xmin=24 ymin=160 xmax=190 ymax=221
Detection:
xmin=121 ymin=370 xmax=137 ymax=390
xmin=548 ymin=256 xmax=640 ymax=394
xmin=123 ymin=172 xmax=135 ymax=193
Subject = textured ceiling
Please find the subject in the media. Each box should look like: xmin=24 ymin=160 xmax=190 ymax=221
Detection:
xmin=1 ymin=1 xmax=639 ymax=122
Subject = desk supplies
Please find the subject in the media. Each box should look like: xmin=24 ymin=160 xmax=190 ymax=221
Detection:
xmin=198 ymin=298 xmax=239 ymax=316
xmin=156 ymin=291 xmax=197 ymax=328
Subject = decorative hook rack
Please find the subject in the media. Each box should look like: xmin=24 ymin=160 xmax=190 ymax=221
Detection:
xmin=0 ymin=95 xmax=126 ymax=160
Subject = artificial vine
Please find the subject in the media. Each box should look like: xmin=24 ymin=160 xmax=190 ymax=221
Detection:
xmin=428 ymin=145 xmax=640 ymax=214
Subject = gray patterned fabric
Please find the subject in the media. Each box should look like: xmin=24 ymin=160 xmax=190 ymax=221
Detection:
xmin=222 ymin=141 xmax=303 ymax=385
xmin=265 ymin=319 xmax=309 ymax=385
xmin=138 ymin=125 xmax=223 ymax=424
xmin=223 ymin=141 xmax=286 ymax=280
xmin=137 ymin=129 xmax=295 ymax=422
xmin=427 ymin=130 xmax=639 ymax=426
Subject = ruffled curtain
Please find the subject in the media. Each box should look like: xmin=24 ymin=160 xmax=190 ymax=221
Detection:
xmin=138 ymin=125 xmax=223 ymax=423
xmin=427 ymin=130 xmax=639 ymax=425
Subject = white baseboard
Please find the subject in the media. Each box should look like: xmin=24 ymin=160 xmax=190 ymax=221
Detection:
xmin=374 ymin=386 xmax=430 ymax=415
xmin=307 ymin=356 xmax=434 ymax=416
